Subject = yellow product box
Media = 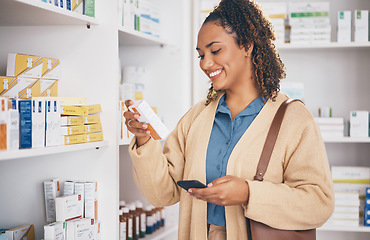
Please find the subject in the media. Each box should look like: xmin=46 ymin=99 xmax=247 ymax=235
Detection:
xmin=87 ymin=104 xmax=102 ymax=115
xmin=6 ymin=53 xmax=43 ymax=78
xmin=34 ymin=97 xmax=86 ymax=106
xmin=85 ymin=123 xmax=102 ymax=133
xmin=61 ymin=125 xmax=85 ymax=136
xmin=40 ymin=79 xmax=58 ymax=97
xmin=1 ymin=77 xmax=40 ymax=99
xmin=72 ymin=0 xmax=84 ymax=14
xmin=61 ymin=105 xmax=88 ymax=116
xmin=86 ymin=132 xmax=104 ymax=143
xmin=0 ymin=76 xmax=16 ymax=96
xmin=42 ymin=57 xmax=61 ymax=80
xmin=84 ymin=115 xmax=101 ymax=124
xmin=61 ymin=116 xmax=84 ymax=126
xmin=61 ymin=134 xmax=86 ymax=145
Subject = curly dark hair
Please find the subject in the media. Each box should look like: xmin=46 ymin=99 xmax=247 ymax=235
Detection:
xmin=203 ymin=0 xmax=285 ymax=105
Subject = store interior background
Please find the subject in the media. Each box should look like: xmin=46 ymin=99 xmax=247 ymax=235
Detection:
xmin=0 ymin=0 xmax=370 ymax=239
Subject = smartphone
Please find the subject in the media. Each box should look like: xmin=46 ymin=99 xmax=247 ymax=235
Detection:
xmin=177 ymin=180 xmax=207 ymax=191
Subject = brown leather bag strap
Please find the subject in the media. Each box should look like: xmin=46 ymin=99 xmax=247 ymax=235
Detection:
xmin=254 ymin=99 xmax=303 ymax=181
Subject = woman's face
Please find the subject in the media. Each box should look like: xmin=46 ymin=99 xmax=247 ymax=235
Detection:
xmin=196 ymin=22 xmax=252 ymax=91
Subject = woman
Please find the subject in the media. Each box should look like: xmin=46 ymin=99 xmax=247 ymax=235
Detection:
xmin=124 ymin=0 xmax=334 ymax=239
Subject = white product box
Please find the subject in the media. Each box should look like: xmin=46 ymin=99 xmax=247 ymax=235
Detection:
xmin=55 ymin=194 xmax=83 ymax=222
xmin=129 ymin=100 xmax=169 ymax=140
xmin=44 ymin=222 xmax=65 ymax=240
xmin=93 ymin=221 xmax=101 ymax=240
xmin=66 ymin=218 xmax=95 ymax=240
xmin=6 ymin=224 xmax=34 ymax=240
xmin=354 ymin=10 xmax=369 ymax=42
xmin=337 ymin=11 xmax=352 ymax=42
xmin=44 ymin=179 xmax=61 ymax=223
xmin=259 ymin=1 xmax=288 ymax=19
xmin=6 ymin=109 xmax=19 ymax=151
xmin=45 ymin=100 xmax=62 ymax=147
xmin=332 ymin=166 xmax=370 ymax=182
xmin=6 ymin=53 xmax=43 ymax=78
xmin=349 ymin=111 xmax=369 ymax=137
xmin=32 ymin=100 xmax=45 ymax=148
xmin=64 ymin=180 xmax=75 ymax=196
xmin=84 ymin=182 xmax=98 ymax=220
xmin=73 ymin=0 xmax=84 ymax=14
xmin=120 ymin=82 xmax=135 ymax=101
xmin=74 ymin=182 xmax=85 ymax=218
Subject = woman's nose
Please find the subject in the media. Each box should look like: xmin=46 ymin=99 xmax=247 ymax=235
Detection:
xmin=200 ymin=54 xmax=214 ymax=70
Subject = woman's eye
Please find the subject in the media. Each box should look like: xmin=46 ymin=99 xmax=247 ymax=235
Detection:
xmin=198 ymin=55 xmax=204 ymax=59
xmin=212 ymin=49 xmax=221 ymax=54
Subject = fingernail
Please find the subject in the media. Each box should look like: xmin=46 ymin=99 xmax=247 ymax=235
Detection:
xmin=143 ymin=124 xmax=147 ymax=129
xmin=146 ymin=131 xmax=150 ymax=134
xmin=134 ymin=114 xmax=139 ymax=119
xmin=188 ymin=189 xmax=192 ymax=193
xmin=208 ymin=183 xmax=213 ymax=187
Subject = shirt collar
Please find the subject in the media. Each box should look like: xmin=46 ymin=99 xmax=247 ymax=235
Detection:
xmin=216 ymin=94 xmax=265 ymax=117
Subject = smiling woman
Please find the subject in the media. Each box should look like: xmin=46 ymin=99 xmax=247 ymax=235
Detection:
xmin=124 ymin=0 xmax=334 ymax=239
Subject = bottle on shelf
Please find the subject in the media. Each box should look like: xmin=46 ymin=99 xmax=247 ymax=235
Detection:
xmin=145 ymin=205 xmax=154 ymax=235
xmin=128 ymin=203 xmax=139 ymax=240
xmin=135 ymin=201 xmax=146 ymax=238
xmin=119 ymin=200 xmax=126 ymax=209
xmin=119 ymin=209 xmax=127 ymax=240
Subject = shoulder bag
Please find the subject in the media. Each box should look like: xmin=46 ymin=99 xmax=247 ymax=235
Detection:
xmin=246 ymin=99 xmax=316 ymax=240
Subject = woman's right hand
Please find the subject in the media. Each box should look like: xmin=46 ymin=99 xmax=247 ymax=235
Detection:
xmin=124 ymin=100 xmax=151 ymax=147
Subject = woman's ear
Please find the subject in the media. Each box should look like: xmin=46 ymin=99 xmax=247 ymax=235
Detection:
xmin=244 ymin=43 xmax=254 ymax=57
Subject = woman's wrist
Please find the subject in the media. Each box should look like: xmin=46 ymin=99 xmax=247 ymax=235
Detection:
xmin=136 ymin=135 xmax=151 ymax=147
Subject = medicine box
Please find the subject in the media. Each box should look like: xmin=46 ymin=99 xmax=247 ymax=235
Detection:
xmin=1 ymin=77 xmax=40 ymax=99
xmin=73 ymin=0 xmax=84 ymax=14
xmin=85 ymin=123 xmax=102 ymax=134
xmin=45 ymin=100 xmax=62 ymax=147
xmin=61 ymin=134 xmax=86 ymax=145
xmin=60 ymin=125 xmax=85 ymax=136
xmin=0 ymin=76 xmax=15 ymax=96
xmin=0 ymin=98 xmax=9 ymax=150
xmin=87 ymin=104 xmax=102 ymax=115
xmin=74 ymin=182 xmax=85 ymax=218
xmin=84 ymin=0 xmax=95 ymax=17
xmin=44 ymin=222 xmax=65 ymax=240
xmin=44 ymin=179 xmax=61 ymax=223
xmin=61 ymin=116 xmax=84 ymax=126
xmin=6 ymin=53 xmax=43 ymax=78
xmin=42 ymin=57 xmax=61 ymax=80
xmin=40 ymin=79 xmax=58 ymax=97
xmin=86 ymin=132 xmax=104 ymax=143
xmin=32 ymin=99 xmax=45 ymax=148
xmin=6 ymin=109 xmax=20 ymax=151
xmin=61 ymin=105 xmax=88 ymax=116
xmin=66 ymin=218 xmax=95 ymax=240
xmin=64 ymin=180 xmax=75 ymax=196
xmin=349 ymin=111 xmax=369 ymax=137
xmin=129 ymin=99 xmax=169 ymax=140
xmin=6 ymin=224 xmax=35 ymax=240
xmin=55 ymin=194 xmax=83 ymax=222
xmin=84 ymin=115 xmax=101 ymax=124
xmin=337 ymin=11 xmax=352 ymax=42
xmin=85 ymin=181 xmax=98 ymax=220
xmin=19 ymin=100 xmax=33 ymax=149
xmin=354 ymin=10 xmax=369 ymax=42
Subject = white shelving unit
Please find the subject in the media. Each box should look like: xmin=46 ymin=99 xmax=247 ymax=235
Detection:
xmin=0 ymin=141 xmax=109 ymax=162
xmin=0 ymin=0 xmax=191 ymax=239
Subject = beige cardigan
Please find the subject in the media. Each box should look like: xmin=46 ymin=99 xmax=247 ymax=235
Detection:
xmin=129 ymin=92 xmax=334 ymax=240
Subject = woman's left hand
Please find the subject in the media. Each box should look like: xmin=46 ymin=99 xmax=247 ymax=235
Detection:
xmin=188 ymin=175 xmax=249 ymax=206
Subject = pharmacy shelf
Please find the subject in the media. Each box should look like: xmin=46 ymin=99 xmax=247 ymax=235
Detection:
xmin=0 ymin=0 xmax=98 ymax=26
xmin=319 ymin=225 xmax=370 ymax=233
xmin=0 ymin=141 xmax=108 ymax=161
xmin=323 ymin=137 xmax=370 ymax=143
xmin=118 ymin=27 xmax=168 ymax=46
xmin=277 ymin=42 xmax=370 ymax=50
xmin=143 ymin=224 xmax=178 ymax=240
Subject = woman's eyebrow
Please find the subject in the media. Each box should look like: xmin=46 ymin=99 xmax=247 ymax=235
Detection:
xmin=196 ymin=41 xmax=221 ymax=50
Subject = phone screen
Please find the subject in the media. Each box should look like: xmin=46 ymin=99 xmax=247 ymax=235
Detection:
xmin=177 ymin=180 xmax=207 ymax=191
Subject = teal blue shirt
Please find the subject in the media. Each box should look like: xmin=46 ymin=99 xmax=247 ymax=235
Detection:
xmin=206 ymin=94 xmax=265 ymax=227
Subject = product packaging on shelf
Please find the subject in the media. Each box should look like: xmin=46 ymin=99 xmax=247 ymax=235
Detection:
xmin=129 ymin=99 xmax=169 ymax=140
xmin=40 ymin=79 xmax=58 ymax=97
xmin=41 ymin=57 xmax=61 ymax=80
xmin=337 ymin=11 xmax=352 ymax=42
xmin=44 ymin=222 xmax=65 ymax=240
xmin=61 ymin=116 xmax=84 ymax=126
xmin=45 ymin=100 xmax=62 ymax=147
xmin=1 ymin=77 xmax=40 ymax=99
xmin=32 ymin=99 xmax=46 ymax=148
xmin=354 ymin=10 xmax=369 ymax=42
xmin=55 ymin=194 xmax=83 ymax=222
xmin=6 ymin=53 xmax=43 ymax=78
xmin=5 ymin=224 xmax=35 ymax=240
xmin=349 ymin=111 xmax=369 ymax=137
xmin=44 ymin=179 xmax=61 ymax=223
xmin=84 ymin=181 xmax=98 ymax=220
